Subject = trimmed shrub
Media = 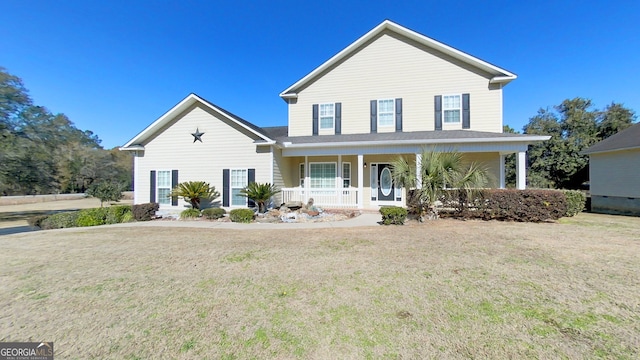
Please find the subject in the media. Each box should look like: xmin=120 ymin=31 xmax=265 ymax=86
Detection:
xmin=180 ymin=208 xmax=201 ymax=219
xmin=202 ymin=207 xmax=226 ymax=220
xmin=77 ymin=208 xmax=109 ymax=227
xmin=562 ymin=190 xmax=586 ymax=217
xmin=28 ymin=215 xmax=50 ymax=228
xmin=379 ymin=206 xmax=407 ymax=225
xmin=476 ymin=189 xmax=567 ymax=222
xmin=229 ymin=208 xmax=254 ymax=223
xmin=132 ymin=203 xmax=159 ymax=221
xmin=40 ymin=211 xmax=80 ymax=230
xmin=106 ymin=205 xmax=133 ymax=224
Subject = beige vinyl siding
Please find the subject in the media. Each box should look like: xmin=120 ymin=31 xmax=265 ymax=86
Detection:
xmin=135 ymin=104 xmax=272 ymax=207
xmin=288 ymin=31 xmax=502 ymax=136
xmin=589 ymin=150 xmax=640 ymax=198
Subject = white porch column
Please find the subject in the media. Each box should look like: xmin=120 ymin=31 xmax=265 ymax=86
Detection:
xmin=415 ymin=153 xmax=422 ymax=189
xmin=304 ymin=156 xmax=310 ymax=202
xmin=499 ymin=154 xmax=506 ymax=189
xmin=516 ymin=151 xmax=526 ymax=190
xmin=337 ymin=155 xmax=342 ymax=205
xmin=357 ymin=154 xmax=364 ymax=209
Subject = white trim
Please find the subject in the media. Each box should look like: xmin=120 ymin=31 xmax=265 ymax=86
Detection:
xmin=121 ymin=93 xmax=273 ymax=149
xmin=516 ymin=152 xmax=526 ymax=190
xmin=377 ymin=99 xmax=395 ymax=128
xmin=342 ymin=162 xmax=351 ymax=188
xmin=229 ymin=168 xmax=249 ymax=207
xmin=442 ymin=94 xmax=462 ymax=124
xmin=318 ymin=103 xmax=335 ymax=130
xmin=156 ymin=169 xmax=173 ymax=207
xmin=299 ymin=163 xmax=305 ymax=187
xmin=357 ymin=155 xmax=363 ymax=209
xmin=308 ymin=162 xmax=338 ymax=189
xmin=499 ymin=154 xmax=506 ymax=189
xmin=279 ymin=20 xmax=516 ymax=98
xmin=281 ymin=135 xmax=551 ymax=149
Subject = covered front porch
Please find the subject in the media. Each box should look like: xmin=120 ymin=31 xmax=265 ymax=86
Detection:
xmin=278 ymin=151 xmax=529 ymax=210
xmin=273 ymin=130 xmax=548 ymax=210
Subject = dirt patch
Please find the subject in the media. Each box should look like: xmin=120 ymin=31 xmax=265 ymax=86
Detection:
xmin=1 ymin=213 xmax=639 ymax=358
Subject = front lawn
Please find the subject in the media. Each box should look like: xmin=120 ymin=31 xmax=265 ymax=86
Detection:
xmin=1 ymin=213 xmax=638 ymax=359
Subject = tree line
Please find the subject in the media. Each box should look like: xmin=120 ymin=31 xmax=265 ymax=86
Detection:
xmin=0 ymin=67 xmax=132 ymax=196
xmin=505 ymin=98 xmax=636 ymax=189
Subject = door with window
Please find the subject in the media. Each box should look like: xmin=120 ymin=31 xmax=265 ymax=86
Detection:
xmin=377 ymin=164 xmax=395 ymax=201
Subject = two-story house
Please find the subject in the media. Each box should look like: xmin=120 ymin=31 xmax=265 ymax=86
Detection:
xmin=121 ymin=20 xmax=548 ymax=211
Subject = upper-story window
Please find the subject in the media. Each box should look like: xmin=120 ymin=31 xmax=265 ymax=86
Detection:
xmin=319 ymin=103 xmax=335 ymax=129
xmin=378 ymin=99 xmax=395 ymax=127
xmin=443 ymin=95 xmax=461 ymax=123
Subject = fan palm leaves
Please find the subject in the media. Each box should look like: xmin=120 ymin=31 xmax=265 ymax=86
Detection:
xmin=170 ymin=181 xmax=219 ymax=210
xmin=240 ymin=182 xmax=280 ymax=213
xmin=391 ymin=148 xmax=491 ymax=219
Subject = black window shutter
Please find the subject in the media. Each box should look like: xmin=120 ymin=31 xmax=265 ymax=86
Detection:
xmin=335 ymin=103 xmax=341 ymax=134
xmin=247 ymin=168 xmax=256 ymax=208
xmin=222 ymin=169 xmax=230 ymax=207
xmin=150 ymin=170 xmax=156 ymax=203
xmin=171 ymin=170 xmax=179 ymax=206
xmin=312 ymin=104 xmax=319 ymax=136
xmin=434 ymin=95 xmax=442 ymax=131
xmin=462 ymin=93 xmax=470 ymax=129
xmin=370 ymin=100 xmax=377 ymax=133
xmin=395 ymin=98 xmax=403 ymax=132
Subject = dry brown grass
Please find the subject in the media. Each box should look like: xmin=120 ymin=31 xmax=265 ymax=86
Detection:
xmin=1 ymin=213 xmax=639 ymax=359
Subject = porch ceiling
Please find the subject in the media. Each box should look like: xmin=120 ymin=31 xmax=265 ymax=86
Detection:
xmin=277 ymin=130 xmax=549 ymax=157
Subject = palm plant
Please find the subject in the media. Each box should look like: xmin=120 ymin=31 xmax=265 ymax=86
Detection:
xmin=240 ymin=182 xmax=280 ymax=213
xmin=391 ymin=149 xmax=490 ymax=220
xmin=170 ymin=181 xmax=220 ymax=210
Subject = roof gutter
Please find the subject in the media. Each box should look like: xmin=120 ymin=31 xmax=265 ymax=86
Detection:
xmin=281 ymin=135 xmax=550 ymax=149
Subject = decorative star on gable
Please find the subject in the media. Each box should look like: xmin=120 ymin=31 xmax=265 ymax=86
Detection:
xmin=191 ymin=128 xmax=204 ymax=143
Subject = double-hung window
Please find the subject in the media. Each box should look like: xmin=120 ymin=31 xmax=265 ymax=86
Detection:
xmin=299 ymin=163 xmax=305 ymax=187
xmin=157 ymin=171 xmax=171 ymax=205
xmin=443 ymin=95 xmax=461 ymax=123
xmin=378 ymin=99 xmax=394 ymax=127
xmin=309 ymin=163 xmax=336 ymax=189
xmin=319 ymin=103 xmax=334 ymax=129
xmin=231 ymin=169 xmax=247 ymax=206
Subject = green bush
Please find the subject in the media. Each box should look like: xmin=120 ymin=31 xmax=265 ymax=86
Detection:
xmin=379 ymin=206 xmax=407 ymax=225
xmin=180 ymin=208 xmax=201 ymax=219
xmin=40 ymin=211 xmax=80 ymax=230
xmin=28 ymin=215 xmax=50 ymax=228
xmin=202 ymin=207 xmax=226 ymax=219
xmin=475 ymin=189 xmax=567 ymax=222
xmin=106 ymin=205 xmax=133 ymax=224
xmin=76 ymin=208 xmax=109 ymax=227
xmin=229 ymin=208 xmax=254 ymax=223
xmin=132 ymin=203 xmax=159 ymax=221
xmin=562 ymin=190 xmax=586 ymax=217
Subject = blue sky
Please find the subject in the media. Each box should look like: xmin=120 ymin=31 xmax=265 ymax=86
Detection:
xmin=1 ymin=1 xmax=638 ymax=149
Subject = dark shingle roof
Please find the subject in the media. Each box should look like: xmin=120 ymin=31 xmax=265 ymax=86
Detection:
xmin=261 ymin=126 xmax=289 ymax=139
xmin=583 ymin=123 xmax=640 ymax=154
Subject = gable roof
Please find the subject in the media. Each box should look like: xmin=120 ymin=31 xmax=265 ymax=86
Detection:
xmin=121 ymin=93 xmax=276 ymax=149
xmin=582 ymin=123 xmax=640 ymax=154
xmin=280 ymin=20 xmax=517 ymax=99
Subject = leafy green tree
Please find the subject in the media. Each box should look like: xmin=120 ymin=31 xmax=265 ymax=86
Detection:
xmin=86 ymin=181 xmax=124 ymax=207
xmin=240 ymin=182 xmax=280 ymax=213
xmin=523 ymin=98 xmax=636 ymax=189
xmin=0 ymin=67 xmax=132 ymax=195
xmin=391 ymin=149 xmax=491 ymax=220
xmin=170 ymin=181 xmax=220 ymax=210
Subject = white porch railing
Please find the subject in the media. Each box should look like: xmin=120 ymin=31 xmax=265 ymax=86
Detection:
xmin=281 ymin=188 xmax=359 ymax=208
